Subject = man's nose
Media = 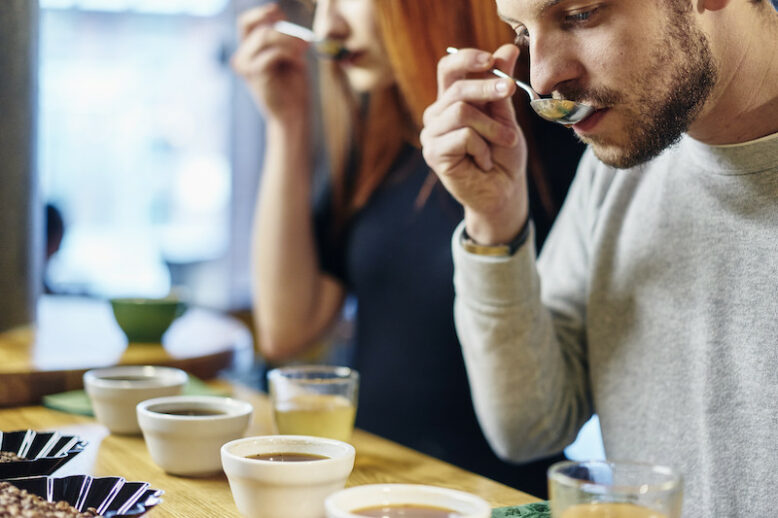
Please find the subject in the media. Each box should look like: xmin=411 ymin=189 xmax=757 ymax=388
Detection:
xmin=529 ymin=34 xmax=583 ymax=97
xmin=313 ymin=0 xmax=349 ymax=40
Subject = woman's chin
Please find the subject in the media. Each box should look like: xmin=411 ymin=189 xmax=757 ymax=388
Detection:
xmin=343 ymin=68 xmax=394 ymax=95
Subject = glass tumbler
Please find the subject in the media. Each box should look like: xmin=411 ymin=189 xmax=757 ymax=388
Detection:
xmin=548 ymin=460 xmax=683 ymax=518
xmin=267 ymin=365 xmax=359 ymax=443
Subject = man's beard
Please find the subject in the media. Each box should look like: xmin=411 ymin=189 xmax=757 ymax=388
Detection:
xmin=561 ymin=6 xmax=718 ymax=169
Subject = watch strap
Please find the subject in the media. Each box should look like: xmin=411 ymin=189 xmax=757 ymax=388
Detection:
xmin=460 ymin=218 xmax=531 ymax=256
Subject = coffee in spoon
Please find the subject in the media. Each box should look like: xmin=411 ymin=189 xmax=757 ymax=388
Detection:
xmin=446 ymin=47 xmax=594 ymax=125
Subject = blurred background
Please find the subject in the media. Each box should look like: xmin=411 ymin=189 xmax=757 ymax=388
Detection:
xmin=0 ymin=0 xmax=347 ymax=386
xmin=37 ymin=0 xmax=279 ymax=308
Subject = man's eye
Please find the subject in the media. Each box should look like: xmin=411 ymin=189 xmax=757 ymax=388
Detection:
xmin=564 ymin=7 xmax=600 ymax=25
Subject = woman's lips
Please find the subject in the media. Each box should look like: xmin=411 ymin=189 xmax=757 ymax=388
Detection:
xmin=338 ymin=50 xmax=362 ymax=66
xmin=573 ymin=108 xmax=609 ymax=133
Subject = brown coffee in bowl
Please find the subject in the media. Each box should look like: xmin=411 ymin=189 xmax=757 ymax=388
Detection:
xmin=352 ymin=505 xmax=462 ymax=517
xmin=97 ymin=376 xmax=156 ymax=382
xmin=154 ymin=409 xmax=226 ymax=416
xmin=246 ymin=452 xmax=329 ymax=462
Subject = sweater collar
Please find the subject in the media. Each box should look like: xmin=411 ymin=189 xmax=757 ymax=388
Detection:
xmin=679 ymin=131 xmax=778 ymax=175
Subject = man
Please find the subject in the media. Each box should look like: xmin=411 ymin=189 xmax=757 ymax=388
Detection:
xmin=420 ymin=0 xmax=777 ymax=516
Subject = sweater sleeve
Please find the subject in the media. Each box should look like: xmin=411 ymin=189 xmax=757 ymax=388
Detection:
xmin=452 ymin=149 xmax=603 ymax=463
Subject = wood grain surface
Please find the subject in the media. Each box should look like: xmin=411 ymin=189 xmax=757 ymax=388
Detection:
xmin=0 ymin=380 xmax=540 ymax=516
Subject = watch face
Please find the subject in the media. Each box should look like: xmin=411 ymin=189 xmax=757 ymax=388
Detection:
xmin=461 ymin=236 xmax=511 ymax=257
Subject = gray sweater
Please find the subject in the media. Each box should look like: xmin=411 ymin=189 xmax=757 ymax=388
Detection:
xmin=452 ymin=132 xmax=778 ymax=518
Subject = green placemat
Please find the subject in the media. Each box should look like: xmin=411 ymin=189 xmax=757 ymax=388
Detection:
xmin=493 ymin=502 xmax=550 ymax=517
xmin=42 ymin=376 xmax=226 ymax=416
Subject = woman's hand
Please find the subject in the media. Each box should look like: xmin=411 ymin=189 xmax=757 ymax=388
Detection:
xmin=420 ymin=44 xmax=530 ymax=245
xmin=231 ymin=3 xmax=311 ymax=122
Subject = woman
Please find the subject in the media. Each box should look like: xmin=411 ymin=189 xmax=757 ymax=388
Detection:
xmin=232 ymin=0 xmax=575 ymax=497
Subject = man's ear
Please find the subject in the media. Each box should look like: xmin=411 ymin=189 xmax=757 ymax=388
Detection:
xmin=698 ymin=0 xmax=730 ymax=12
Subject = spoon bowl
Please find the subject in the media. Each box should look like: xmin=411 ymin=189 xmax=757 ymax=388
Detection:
xmin=446 ymin=47 xmax=594 ymax=125
xmin=530 ymin=99 xmax=594 ymax=125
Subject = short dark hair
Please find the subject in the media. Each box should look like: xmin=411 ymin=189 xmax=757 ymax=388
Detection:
xmin=45 ymin=203 xmax=64 ymax=244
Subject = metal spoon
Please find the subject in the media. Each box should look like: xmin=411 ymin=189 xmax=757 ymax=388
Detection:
xmin=446 ymin=47 xmax=594 ymax=125
xmin=273 ymin=21 xmax=350 ymax=60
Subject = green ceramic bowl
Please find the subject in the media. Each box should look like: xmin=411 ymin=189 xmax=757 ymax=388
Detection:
xmin=109 ymin=297 xmax=187 ymax=344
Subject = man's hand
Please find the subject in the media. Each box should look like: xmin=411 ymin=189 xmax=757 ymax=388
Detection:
xmin=420 ymin=44 xmax=530 ymax=245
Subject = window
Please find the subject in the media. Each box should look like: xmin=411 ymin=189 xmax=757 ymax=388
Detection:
xmin=39 ymin=0 xmax=242 ymax=306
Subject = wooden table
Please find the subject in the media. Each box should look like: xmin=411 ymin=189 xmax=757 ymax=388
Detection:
xmin=0 ymin=380 xmax=540 ymax=516
xmin=0 ymin=295 xmax=254 ymax=407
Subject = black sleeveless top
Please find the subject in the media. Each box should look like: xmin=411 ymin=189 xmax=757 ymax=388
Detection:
xmin=313 ymin=145 xmax=562 ymax=497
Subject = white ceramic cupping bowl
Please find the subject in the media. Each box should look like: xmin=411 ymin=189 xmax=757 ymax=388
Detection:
xmin=137 ymin=395 xmax=253 ymax=476
xmin=325 ymin=484 xmax=492 ymax=518
xmin=83 ymin=365 xmax=188 ymax=435
xmin=221 ymin=435 xmax=356 ymax=518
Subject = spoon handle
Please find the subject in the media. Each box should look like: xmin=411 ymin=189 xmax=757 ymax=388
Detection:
xmin=273 ymin=21 xmax=317 ymax=43
xmin=273 ymin=21 xmax=348 ymax=60
xmin=445 ymin=47 xmax=539 ymax=101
